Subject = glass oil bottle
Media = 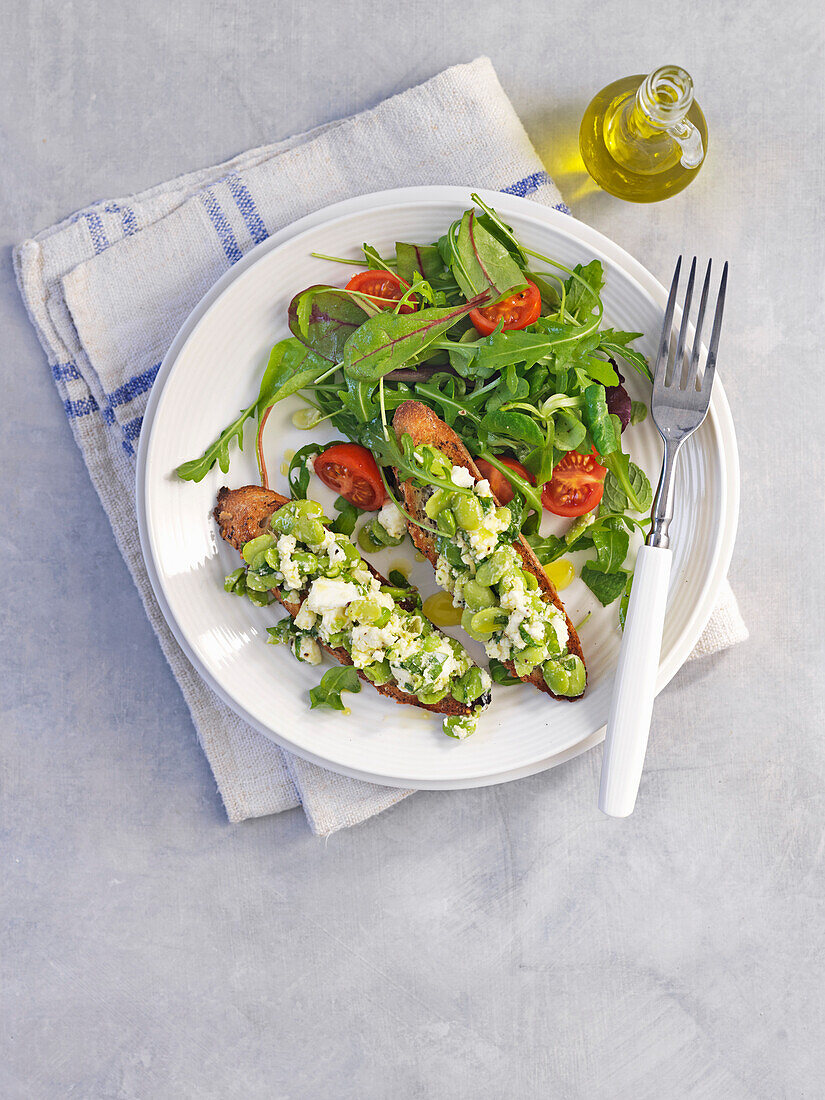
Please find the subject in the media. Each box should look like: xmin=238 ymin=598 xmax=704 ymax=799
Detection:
xmin=579 ymin=65 xmax=708 ymax=202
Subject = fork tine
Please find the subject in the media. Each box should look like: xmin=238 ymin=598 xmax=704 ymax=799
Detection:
xmin=700 ymin=262 xmax=728 ymax=399
xmin=672 ymin=257 xmax=696 ymax=387
xmin=685 ymin=260 xmax=712 ymax=391
xmin=654 ymin=256 xmax=682 ymax=393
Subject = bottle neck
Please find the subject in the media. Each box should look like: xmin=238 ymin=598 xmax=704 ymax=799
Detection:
xmin=626 ymin=66 xmax=705 ymax=169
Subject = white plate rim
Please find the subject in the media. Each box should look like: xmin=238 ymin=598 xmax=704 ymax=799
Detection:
xmin=137 ymin=185 xmax=739 ymax=790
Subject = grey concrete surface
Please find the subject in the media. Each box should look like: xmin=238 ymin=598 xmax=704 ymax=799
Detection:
xmin=2 ymin=2 xmax=823 ymax=1097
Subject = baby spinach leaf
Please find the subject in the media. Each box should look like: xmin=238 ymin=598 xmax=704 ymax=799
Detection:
xmin=342 ymin=299 xmax=485 ymax=382
xmin=583 ymin=384 xmax=619 ymax=456
xmin=449 ymin=209 xmax=526 ymax=301
xmin=589 ymin=527 xmax=630 ymax=574
xmin=581 ymin=564 xmax=629 ymax=606
xmin=396 ymin=242 xmax=444 ymax=285
xmin=309 ymin=666 xmax=362 ymax=711
xmin=288 ymin=285 xmax=368 ymax=362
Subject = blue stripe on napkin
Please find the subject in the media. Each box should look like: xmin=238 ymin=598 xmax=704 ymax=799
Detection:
xmin=226 ymin=174 xmax=269 ymax=246
xmin=199 ymin=189 xmax=243 ymax=265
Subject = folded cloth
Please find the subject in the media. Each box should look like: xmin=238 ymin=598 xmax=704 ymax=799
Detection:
xmin=15 ymin=57 xmax=747 ymax=837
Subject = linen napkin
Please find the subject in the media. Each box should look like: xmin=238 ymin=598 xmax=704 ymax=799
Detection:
xmin=15 ymin=57 xmax=748 ymax=836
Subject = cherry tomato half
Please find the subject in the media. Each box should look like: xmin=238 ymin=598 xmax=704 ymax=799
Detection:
xmin=469 ymin=281 xmax=541 ymax=336
xmin=345 ymin=270 xmax=416 ymax=313
xmin=475 ymin=457 xmax=533 ymax=506
xmin=541 ymin=451 xmax=607 ymax=517
xmin=314 ymin=443 xmax=386 ymax=510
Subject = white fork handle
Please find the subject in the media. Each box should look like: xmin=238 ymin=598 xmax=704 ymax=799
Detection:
xmin=599 ymin=545 xmax=672 ymax=818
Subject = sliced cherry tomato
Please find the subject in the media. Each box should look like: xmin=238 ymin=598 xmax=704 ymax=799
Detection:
xmin=541 ymin=451 xmax=607 ymax=517
xmin=314 ymin=443 xmax=386 ymax=510
xmin=345 ymin=270 xmax=416 ymax=313
xmin=469 ymin=281 xmax=541 ymax=336
xmin=475 ymin=456 xmax=533 ymax=506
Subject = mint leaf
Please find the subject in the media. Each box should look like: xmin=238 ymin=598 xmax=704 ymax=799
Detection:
xmin=602 ymin=460 xmax=653 ymax=514
xmin=581 ymin=564 xmax=628 ymax=606
xmin=488 ymin=658 xmax=521 ymax=686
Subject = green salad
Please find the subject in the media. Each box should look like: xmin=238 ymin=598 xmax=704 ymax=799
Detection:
xmin=180 ymin=194 xmax=655 ymax=724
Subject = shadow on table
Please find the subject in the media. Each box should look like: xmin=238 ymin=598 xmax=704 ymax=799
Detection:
xmin=521 ymin=102 xmax=616 ymax=223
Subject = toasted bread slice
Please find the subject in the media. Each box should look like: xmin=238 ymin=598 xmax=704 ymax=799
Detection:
xmin=390 ymin=401 xmax=586 ymax=701
xmin=214 ymin=485 xmax=489 ymax=717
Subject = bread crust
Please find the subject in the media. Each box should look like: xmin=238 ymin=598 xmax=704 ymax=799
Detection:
xmin=390 ymin=401 xmax=586 ymax=701
xmin=214 ymin=485 xmax=486 ymax=716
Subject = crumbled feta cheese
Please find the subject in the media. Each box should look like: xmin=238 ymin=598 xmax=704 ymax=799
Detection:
xmin=349 ymin=623 xmax=399 ymax=669
xmin=435 ymin=555 xmax=454 ymax=591
xmin=306 ymin=577 xmax=359 ymax=613
xmin=277 ymin=534 xmax=302 ymax=590
xmin=386 ymin=627 xmax=419 ymax=663
xmin=475 ymin=478 xmax=492 ymax=497
xmin=294 ymin=604 xmax=317 ymax=631
xmin=315 ymin=529 xmax=347 ymax=565
xmin=393 ymin=666 xmax=414 ymax=691
xmin=425 ymin=644 xmax=458 ymax=691
xmin=450 ymin=465 xmax=475 ymax=489
xmin=499 ymin=579 xmax=529 ymax=613
xmin=525 ymin=620 xmax=545 ymax=642
xmin=378 ymin=501 xmax=407 ymax=539
xmin=505 ymin=611 xmax=526 ymax=643
xmin=317 ymin=608 xmax=349 ymax=639
xmin=551 ymin=613 xmax=569 ymax=651
xmin=296 ymin=636 xmax=321 ymax=666
xmin=467 ymin=527 xmax=499 ymax=560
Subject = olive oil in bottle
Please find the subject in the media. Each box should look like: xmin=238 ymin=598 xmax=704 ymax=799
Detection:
xmin=579 ymin=66 xmax=707 ymax=202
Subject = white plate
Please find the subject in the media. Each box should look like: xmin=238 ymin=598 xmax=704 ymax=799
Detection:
xmin=138 ymin=187 xmax=739 ymax=789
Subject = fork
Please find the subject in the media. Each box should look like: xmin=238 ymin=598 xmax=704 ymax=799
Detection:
xmin=598 ymin=256 xmax=728 ymax=818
